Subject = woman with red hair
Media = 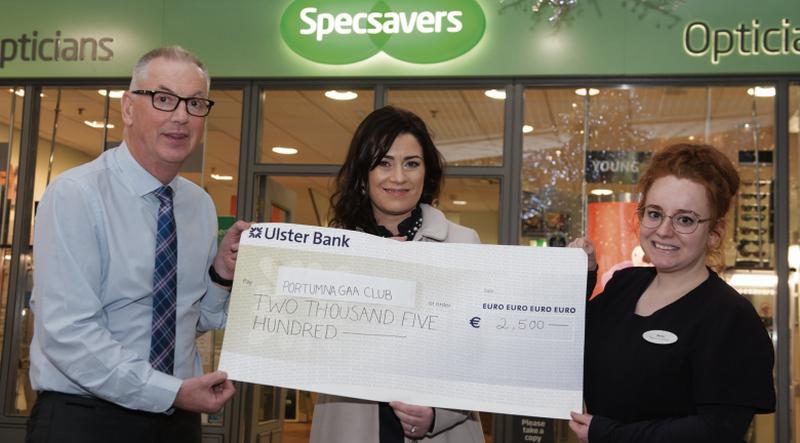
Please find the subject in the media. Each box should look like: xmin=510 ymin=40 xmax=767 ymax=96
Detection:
xmin=570 ymin=144 xmax=775 ymax=442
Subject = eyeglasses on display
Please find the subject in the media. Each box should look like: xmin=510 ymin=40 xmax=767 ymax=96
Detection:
xmin=740 ymin=193 xmax=769 ymax=200
xmin=737 ymin=249 xmax=769 ymax=258
xmin=741 ymin=204 xmax=767 ymax=212
xmin=741 ymin=214 xmax=766 ymax=222
xmin=131 ymin=90 xmax=214 ymax=117
xmin=739 ymin=226 xmax=767 ymax=235
xmin=742 ymin=180 xmax=770 ymax=187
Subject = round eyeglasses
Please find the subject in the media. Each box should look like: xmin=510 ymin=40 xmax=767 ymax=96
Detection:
xmin=131 ymin=90 xmax=214 ymax=117
xmin=638 ymin=205 xmax=712 ymax=234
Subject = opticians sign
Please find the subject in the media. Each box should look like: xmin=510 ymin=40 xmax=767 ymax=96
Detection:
xmin=683 ymin=18 xmax=800 ymax=64
xmin=279 ymin=0 xmax=486 ymax=64
xmin=0 ymin=31 xmax=114 ymax=69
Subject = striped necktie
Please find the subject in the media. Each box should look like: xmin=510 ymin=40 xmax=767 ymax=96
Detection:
xmin=150 ymin=185 xmax=177 ymax=374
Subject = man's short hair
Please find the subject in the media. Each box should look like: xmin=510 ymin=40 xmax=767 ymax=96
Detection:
xmin=130 ymin=46 xmax=210 ymax=91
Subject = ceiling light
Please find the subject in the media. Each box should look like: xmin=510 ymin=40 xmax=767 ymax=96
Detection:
xmin=746 ymin=86 xmax=775 ymax=97
xmin=8 ymin=89 xmax=45 ymax=97
xmin=84 ymin=120 xmax=115 ymax=129
xmin=452 ymin=200 xmax=467 ymax=206
xmin=272 ymin=146 xmax=298 ymax=155
xmin=210 ymin=167 xmax=233 ymax=181
xmin=575 ymin=88 xmax=600 ymax=96
xmin=522 ymin=124 xmax=534 ymax=134
xmin=590 ymin=189 xmax=613 ymax=196
xmin=324 ymin=90 xmax=358 ymax=100
xmin=484 ymin=89 xmax=506 ymax=100
xmin=98 ymin=89 xmax=125 ymax=98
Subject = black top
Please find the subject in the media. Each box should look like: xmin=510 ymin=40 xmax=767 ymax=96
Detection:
xmin=585 ymin=267 xmax=776 ymax=442
xmin=375 ymin=205 xmax=424 ymax=442
xmin=374 ymin=205 xmax=423 ymax=241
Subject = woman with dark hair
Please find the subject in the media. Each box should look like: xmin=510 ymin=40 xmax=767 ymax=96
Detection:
xmin=569 ymin=144 xmax=775 ymax=442
xmin=309 ymin=106 xmax=484 ymax=443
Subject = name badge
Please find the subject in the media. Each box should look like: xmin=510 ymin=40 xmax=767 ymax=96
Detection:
xmin=642 ymin=329 xmax=678 ymax=345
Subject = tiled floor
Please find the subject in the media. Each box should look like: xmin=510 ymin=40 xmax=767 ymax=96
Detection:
xmin=283 ymin=422 xmax=312 ymax=443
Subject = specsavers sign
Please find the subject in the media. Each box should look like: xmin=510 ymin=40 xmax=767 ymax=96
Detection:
xmin=279 ymin=0 xmax=486 ymax=64
xmin=0 ymin=0 xmax=797 ymax=78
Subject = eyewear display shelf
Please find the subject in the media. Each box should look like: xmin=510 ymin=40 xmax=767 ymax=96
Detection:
xmin=734 ymin=172 xmax=772 ymax=269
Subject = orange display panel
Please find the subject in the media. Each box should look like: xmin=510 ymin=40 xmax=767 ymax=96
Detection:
xmin=587 ymin=201 xmax=641 ymax=298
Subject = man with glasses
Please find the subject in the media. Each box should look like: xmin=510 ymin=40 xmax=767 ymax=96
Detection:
xmin=27 ymin=46 xmax=248 ymax=443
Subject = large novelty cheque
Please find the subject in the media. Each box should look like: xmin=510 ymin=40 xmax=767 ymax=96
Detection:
xmin=219 ymin=223 xmax=587 ymax=419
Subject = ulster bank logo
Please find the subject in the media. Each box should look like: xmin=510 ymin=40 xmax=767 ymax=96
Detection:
xmin=280 ymin=0 xmax=486 ymax=64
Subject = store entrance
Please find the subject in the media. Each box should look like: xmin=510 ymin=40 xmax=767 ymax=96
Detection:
xmin=243 ymin=175 xmax=328 ymax=443
xmin=244 ymin=385 xmax=288 ymax=443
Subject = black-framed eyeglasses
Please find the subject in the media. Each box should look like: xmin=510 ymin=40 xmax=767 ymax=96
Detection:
xmin=742 ymin=204 xmax=767 ymax=212
xmin=737 ymin=247 xmax=768 ymax=258
xmin=638 ymin=205 xmax=712 ymax=234
xmin=742 ymin=213 xmax=766 ymax=222
xmin=131 ymin=90 xmax=214 ymax=117
xmin=738 ymin=239 xmax=762 ymax=246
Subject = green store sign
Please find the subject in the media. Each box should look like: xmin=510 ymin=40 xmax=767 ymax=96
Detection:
xmin=0 ymin=0 xmax=797 ymax=78
xmin=279 ymin=0 xmax=486 ymax=64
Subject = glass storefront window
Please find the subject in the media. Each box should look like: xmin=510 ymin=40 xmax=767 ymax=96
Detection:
xmin=0 ymin=80 xmax=789 ymax=441
xmin=0 ymin=87 xmax=23 ymax=388
xmin=522 ymin=85 xmax=776 ymax=273
xmin=789 ymin=83 xmax=800 ymax=443
xmin=521 ymin=88 xmax=587 ymax=247
xmin=34 ymin=88 xmax=121 ymax=196
xmin=195 ymin=88 xmax=244 ymax=426
xmin=258 ymin=89 xmax=374 ymax=164
xmin=255 ymin=175 xmax=499 ymax=243
xmin=387 ymin=88 xmax=506 ymax=166
xmin=185 ymin=89 xmax=243 ymax=218
xmin=10 ymin=87 xmax=123 ymax=416
xmin=439 ymin=178 xmax=500 ymax=245
xmin=255 ymin=176 xmax=334 ymax=226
